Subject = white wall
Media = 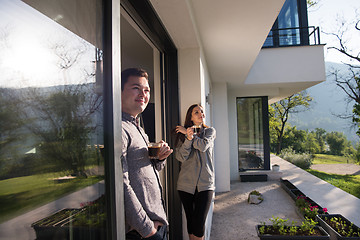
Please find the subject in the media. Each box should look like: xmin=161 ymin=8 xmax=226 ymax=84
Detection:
xmin=178 ymin=47 xmax=214 ymax=240
xmin=245 ymin=45 xmax=326 ymax=85
xmin=178 ymin=48 xmax=201 ymax=121
xmin=212 ymin=82 xmax=231 ymax=192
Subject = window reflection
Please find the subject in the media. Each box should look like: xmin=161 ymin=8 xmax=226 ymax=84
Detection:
xmin=237 ymin=97 xmax=265 ymax=171
xmin=0 ymin=0 xmax=106 ymax=239
xmin=263 ymin=0 xmax=301 ymax=47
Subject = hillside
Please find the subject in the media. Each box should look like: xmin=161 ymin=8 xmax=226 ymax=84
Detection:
xmin=288 ymin=62 xmax=359 ymax=144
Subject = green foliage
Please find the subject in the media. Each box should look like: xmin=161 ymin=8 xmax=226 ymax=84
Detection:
xmin=259 ymin=216 xmax=318 ymax=236
xmin=0 ymin=89 xmax=26 ymax=161
xmin=321 ymin=215 xmax=360 ymax=237
xmin=271 ymin=123 xmax=357 ymax=159
xmin=313 ymin=154 xmax=355 ymax=164
xmin=269 ymin=91 xmax=313 ymax=154
xmin=326 ymin=132 xmax=346 ymax=155
xmin=300 ymin=217 xmax=317 ymax=235
xmin=279 ymin=147 xmax=314 ymax=169
xmin=354 ymin=143 xmax=360 ymax=164
xmin=280 ymin=127 xmax=322 ymax=154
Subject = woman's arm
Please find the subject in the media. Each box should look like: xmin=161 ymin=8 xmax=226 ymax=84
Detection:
xmin=192 ymin=127 xmax=216 ymax=152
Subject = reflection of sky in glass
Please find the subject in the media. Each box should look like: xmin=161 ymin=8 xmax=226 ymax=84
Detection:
xmin=0 ymin=0 xmax=95 ymax=88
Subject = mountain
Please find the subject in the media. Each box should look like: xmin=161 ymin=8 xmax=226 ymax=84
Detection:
xmin=288 ymin=62 xmax=359 ymax=144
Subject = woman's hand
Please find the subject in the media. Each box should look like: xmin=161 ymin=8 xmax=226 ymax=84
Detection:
xmin=185 ymin=127 xmax=194 ymax=140
xmin=175 ymin=125 xmax=187 ymax=134
xmin=176 ymin=125 xmax=194 ymax=140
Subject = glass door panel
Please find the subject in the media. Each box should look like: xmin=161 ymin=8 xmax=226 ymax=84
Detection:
xmin=120 ymin=6 xmax=168 ymax=229
xmin=237 ymin=97 xmax=265 ymax=170
xmin=0 ymin=0 xmax=106 ymax=239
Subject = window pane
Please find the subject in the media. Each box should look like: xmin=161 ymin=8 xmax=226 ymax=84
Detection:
xmin=0 ymin=1 xmax=106 ymax=239
xmin=237 ymin=97 xmax=264 ymax=170
xmin=278 ymin=0 xmax=300 ymax=45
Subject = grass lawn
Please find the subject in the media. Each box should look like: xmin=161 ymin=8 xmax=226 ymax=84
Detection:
xmin=313 ymin=154 xmax=356 ymax=164
xmin=306 ymin=169 xmax=360 ymax=199
xmin=0 ymin=172 xmax=103 ymax=224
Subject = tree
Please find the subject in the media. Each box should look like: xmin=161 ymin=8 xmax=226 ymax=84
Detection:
xmin=326 ymin=16 xmax=360 ymax=136
xmin=313 ymin=128 xmax=327 ymax=153
xmin=269 ymin=91 xmax=313 ymax=154
xmin=326 ymin=132 xmax=347 ymax=156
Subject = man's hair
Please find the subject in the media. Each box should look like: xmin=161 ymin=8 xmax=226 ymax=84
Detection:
xmin=121 ymin=68 xmax=148 ymax=91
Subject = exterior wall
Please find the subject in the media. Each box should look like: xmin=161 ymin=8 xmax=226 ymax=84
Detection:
xmin=212 ymin=82 xmax=231 ymax=192
xmin=178 ymin=48 xmax=201 ymax=120
xmin=245 ymin=45 xmax=326 ymax=103
xmin=178 ymin=47 xmax=214 ymax=240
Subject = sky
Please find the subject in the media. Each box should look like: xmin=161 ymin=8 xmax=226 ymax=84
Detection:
xmin=0 ymin=0 xmax=95 ymax=89
xmin=308 ymin=0 xmax=360 ymax=64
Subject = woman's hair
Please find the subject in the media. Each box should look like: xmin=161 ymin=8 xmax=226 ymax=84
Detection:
xmin=174 ymin=104 xmax=208 ymax=145
xmin=183 ymin=104 xmax=205 ymax=128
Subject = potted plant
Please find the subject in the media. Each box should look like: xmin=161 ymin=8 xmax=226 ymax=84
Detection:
xmin=272 ymin=164 xmax=280 ymax=172
xmin=316 ymin=214 xmax=360 ymax=240
xmin=256 ymin=216 xmax=330 ymax=240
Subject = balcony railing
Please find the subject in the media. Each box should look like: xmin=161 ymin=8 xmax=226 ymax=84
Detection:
xmin=262 ymin=26 xmax=321 ymax=48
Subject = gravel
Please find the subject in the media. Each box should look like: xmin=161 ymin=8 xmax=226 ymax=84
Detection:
xmin=210 ymin=181 xmax=302 ymax=240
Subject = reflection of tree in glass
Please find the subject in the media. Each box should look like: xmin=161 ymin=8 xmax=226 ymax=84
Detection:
xmin=0 ymin=89 xmax=26 ymax=178
xmin=22 ymin=38 xmax=102 ymax=176
xmin=23 ymin=84 xmax=102 ymax=176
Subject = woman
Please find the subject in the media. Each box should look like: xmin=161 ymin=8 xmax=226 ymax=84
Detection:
xmin=175 ymin=104 xmax=216 ymax=240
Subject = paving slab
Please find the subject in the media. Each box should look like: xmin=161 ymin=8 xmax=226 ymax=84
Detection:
xmin=271 ymin=155 xmax=360 ymax=227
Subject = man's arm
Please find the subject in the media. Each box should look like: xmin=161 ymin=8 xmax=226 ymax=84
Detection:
xmin=121 ymin=130 xmax=155 ymax=237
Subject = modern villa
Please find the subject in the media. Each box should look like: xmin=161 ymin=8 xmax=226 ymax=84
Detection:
xmin=0 ymin=0 xmax=325 ymax=239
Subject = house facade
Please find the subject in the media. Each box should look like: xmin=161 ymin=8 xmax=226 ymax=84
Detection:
xmin=0 ymin=0 xmax=325 ymax=239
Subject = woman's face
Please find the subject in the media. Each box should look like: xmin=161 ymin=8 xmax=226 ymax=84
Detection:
xmin=191 ymin=106 xmax=205 ymax=126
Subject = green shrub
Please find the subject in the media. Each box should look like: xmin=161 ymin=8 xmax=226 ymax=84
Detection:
xmin=279 ymin=147 xmax=313 ymax=169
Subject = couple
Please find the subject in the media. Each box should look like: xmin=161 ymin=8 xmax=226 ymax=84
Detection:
xmin=121 ymin=68 xmax=216 ymax=240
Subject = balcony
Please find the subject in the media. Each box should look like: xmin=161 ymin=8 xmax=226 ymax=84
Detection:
xmin=263 ymin=26 xmax=321 ymax=48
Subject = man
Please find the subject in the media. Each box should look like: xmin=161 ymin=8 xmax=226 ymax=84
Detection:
xmin=121 ymin=68 xmax=173 ymax=240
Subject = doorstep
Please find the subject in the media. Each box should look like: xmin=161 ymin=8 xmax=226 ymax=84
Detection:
xmin=239 ymin=170 xmax=283 ymax=181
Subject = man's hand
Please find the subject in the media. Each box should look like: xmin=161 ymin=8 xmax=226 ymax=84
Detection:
xmin=158 ymin=140 xmax=173 ymax=160
xmin=145 ymin=221 xmax=163 ymax=238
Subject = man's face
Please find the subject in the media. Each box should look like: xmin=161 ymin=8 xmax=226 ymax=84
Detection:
xmin=121 ymin=76 xmax=150 ymax=117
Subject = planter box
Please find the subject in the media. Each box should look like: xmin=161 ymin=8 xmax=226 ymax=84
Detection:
xmin=281 ymin=179 xmax=299 ymax=198
xmin=240 ymin=174 xmax=268 ymax=182
xmin=280 ymin=179 xmax=297 ymax=190
xmin=289 ymin=189 xmax=306 ymax=201
xmin=32 ymin=208 xmax=106 ymax=240
xmin=256 ymin=225 xmax=330 ymax=240
xmin=316 ymin=214 xmax=360 ymax=240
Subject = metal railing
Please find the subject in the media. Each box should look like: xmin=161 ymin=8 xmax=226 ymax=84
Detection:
xmin=262 ymin=26 xmax=321 ymax=48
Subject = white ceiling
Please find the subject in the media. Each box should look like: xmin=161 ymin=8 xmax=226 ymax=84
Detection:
xmin=150 ymin=0 xmax=286 ymax=88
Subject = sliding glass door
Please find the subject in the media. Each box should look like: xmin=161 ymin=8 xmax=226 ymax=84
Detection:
xmin=237 ymin=97 xmax=270 ymax=171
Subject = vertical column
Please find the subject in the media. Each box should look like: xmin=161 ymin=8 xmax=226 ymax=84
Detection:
xmin=212 ymin=82 xmax=231 ymax=192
